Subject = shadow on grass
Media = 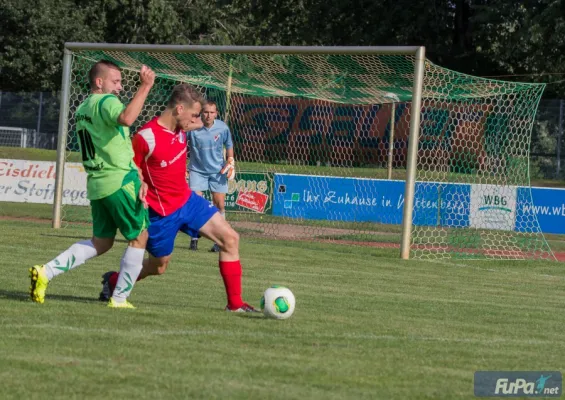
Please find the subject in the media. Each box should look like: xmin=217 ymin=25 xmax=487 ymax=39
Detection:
xmin=0 ymin=289 xmax=100 ymax=304
xmin=38 ymin=234 xmax=199 ymax=252
xmin=232 ymin=312 xmax=265 ymax=319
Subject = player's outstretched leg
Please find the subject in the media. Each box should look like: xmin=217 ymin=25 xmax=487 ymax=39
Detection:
xmin=29 ymin=239 xmax=101 ymax=303
xmin=108 ymin=229 xmax=148 ymax=309
xmin=101 ymin=203 xmax=176 ymax=300
xmin=99 ymin=254 xmax=171 ymax=300
xmin=199 ymin=213 xmax=259 ymax=313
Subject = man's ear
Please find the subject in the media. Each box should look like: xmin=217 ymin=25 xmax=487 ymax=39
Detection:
xmin=95 ymin=77 xmax=103 ymax=90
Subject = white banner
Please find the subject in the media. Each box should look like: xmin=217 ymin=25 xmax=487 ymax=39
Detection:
xmin=469 ymin=183 xmax=517 ymax=231
xmin=0 ymin=159 xmax=88 ymax=206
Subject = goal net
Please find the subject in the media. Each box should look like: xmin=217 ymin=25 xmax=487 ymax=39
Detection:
xmin=55 ymin=44 xmax=554 ymax=260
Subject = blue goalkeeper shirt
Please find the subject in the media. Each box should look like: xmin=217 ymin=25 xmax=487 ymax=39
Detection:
xmin=187 ymin=119 xmax=234 ymax=174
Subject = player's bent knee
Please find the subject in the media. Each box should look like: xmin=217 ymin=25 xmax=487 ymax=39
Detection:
xmin=221 ymin=229 xmax=239 ymax=251
xmin=92 ymin=237 xmax=114 ymax=255
xmin=129 ymin=229 xmax=148 ymax=249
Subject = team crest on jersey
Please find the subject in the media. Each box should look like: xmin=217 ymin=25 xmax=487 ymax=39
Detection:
xmin=179 ymin=133 xmax=185 ymax=144
xmin=160 ymin=160 xmax=168 ymax=168
xmin=214 ymin=135 xmax=220 ymax=142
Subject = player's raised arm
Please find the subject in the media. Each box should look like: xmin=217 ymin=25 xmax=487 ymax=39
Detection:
xmin=117 ymin=65 xmax=156 ymax=126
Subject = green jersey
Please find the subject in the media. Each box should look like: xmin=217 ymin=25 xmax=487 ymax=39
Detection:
xmin=75 ymin=94 xmax=138 ymax=200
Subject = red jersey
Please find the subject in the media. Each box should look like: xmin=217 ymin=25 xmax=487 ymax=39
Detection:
xmin=132 ymin=117 xmax=191 ymax=216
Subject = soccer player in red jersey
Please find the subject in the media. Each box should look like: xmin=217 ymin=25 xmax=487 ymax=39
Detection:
xmin=99 ymin=84 xmax=258 ymax=312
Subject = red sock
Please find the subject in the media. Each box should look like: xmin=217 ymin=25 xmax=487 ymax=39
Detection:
xmin=109 ymin=272 xmax=119 ymax=291
xmin=109 ymin=271 xmax=142 ymax=292
xmin=219 ymin=260 xmax=243 ymax=309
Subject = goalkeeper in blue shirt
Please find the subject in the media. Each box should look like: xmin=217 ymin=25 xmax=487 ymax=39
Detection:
xmin=186 ymin=100 xmax=235 ymax=252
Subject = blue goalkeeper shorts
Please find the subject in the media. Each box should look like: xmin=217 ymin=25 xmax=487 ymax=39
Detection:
xmin=146 ymin=192 xmax=218 ymax=257
xmin=189 ymin=169 xmax=228 ymax=194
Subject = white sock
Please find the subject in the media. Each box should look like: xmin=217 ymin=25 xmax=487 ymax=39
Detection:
xmin=112 ymin=247 xmax=145 ymax=303
xmin=44 ymin=240 xmax=98 ymax=280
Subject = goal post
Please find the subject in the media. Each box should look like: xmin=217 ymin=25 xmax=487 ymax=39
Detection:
xmin=52 ymin=48 xmax=73 ymax=229
xmin=53 ymin=42 xmax=554 ymax=261
xmin=400 ymin=46 xmax=426 ymax=260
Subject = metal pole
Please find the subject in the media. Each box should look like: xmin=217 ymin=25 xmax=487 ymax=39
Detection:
xmin=387 ymin=102 xmax=396 ymax=179
xmin=224 ymin=59 xmax=234 ymax=125
xmin=400 ymin=46 xmax=426 ymax=260
xmin=65 ymin=42 xmax=421 ymax=55
xmin=36 ymin=92 xmax=43 ymax=148
xmin=557 ymin=99 xmax=564 ymax=177
xmin=52 ymin=49 xmax=73 ymax=229
xmin=222 ymin=60 xmax=234 ymax=162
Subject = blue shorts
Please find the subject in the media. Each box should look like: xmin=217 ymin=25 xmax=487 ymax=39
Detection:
xmin=189 ymin=170 xmax=228 ymax=194
xmin=146 ymin=192 xmax=218 ymax=257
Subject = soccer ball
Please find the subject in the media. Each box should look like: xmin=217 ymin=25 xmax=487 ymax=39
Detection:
xmin=260 ymin=285 xmax=296 ymax=319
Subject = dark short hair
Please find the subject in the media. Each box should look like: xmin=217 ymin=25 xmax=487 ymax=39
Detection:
xmin=167 ymin=84 xmax=204 ymax=108
xmin=89 ymin=60 xmax=121 ymax=88
xmin=203 ymin=100 xmax=217 ymax=110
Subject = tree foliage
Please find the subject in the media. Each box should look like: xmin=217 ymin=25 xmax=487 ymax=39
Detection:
xmin=1 ymin=0 xmax=564 ymax=97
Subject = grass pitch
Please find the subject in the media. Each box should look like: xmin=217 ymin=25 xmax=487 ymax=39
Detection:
xmin=1 ymin=145 xmax=564 ymax=398
xmin=1 ymin=217 xmax=565 ymax=399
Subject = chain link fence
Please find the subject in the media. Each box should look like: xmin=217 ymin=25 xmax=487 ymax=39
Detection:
xmin=0 ymin=91 xmax=59 ymax=149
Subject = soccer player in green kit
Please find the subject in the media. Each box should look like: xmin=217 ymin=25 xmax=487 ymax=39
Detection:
xmin=29 ymin=60 xmax=155 ymax=309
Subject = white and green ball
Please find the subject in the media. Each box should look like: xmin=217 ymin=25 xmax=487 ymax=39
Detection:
xmin=260 ymin=286 xmax=295 ymax=319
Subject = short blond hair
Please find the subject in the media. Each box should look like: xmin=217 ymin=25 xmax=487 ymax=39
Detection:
xmin=167 ymin=84 xmax=204 ymax=108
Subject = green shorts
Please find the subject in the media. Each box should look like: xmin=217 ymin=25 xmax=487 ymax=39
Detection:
xmin=90 ymin=180 xmax=149 ymax=241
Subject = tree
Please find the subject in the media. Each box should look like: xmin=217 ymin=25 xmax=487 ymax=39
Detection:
xmin=0 ymin=0 xmax=102 ymax=91
xmin=2 ymin=0 xmax=565 ymax=98
xmin=470 ymin=0 xmax=565 ymax=96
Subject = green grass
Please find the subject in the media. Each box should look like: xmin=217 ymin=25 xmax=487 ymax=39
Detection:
xmin=2 ymin=146 xmax=565 ymax=398
xmin=1 ymin=217 xmax=565 ymax=399
xmin=315 ymin=233 xmax=401 ymax=243
xmin=0 ymin=201 xmax=403 ymax=235
xmin=0 ymin=146 xmax=81 ymax=162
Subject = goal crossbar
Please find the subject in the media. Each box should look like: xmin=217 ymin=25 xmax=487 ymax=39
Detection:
xmin=64 ymin=42 xmax=422 ymax=55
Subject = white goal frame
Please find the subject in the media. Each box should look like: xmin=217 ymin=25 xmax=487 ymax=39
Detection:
xmin=53 ymin=43 xmax=426 ymax=259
